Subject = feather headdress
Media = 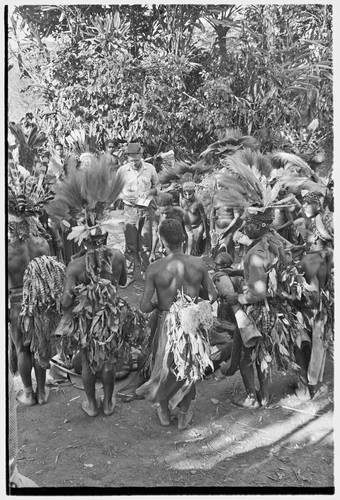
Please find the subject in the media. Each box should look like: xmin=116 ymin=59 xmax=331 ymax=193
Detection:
xmin=199 ymin=129 xmax=259 ymax=158
xmin=65 ymin=127 xmax=99 ymax=157
xmin=158 ymin=159 xmax=216 ymax=186
xmin=275 ymin=174 xmax=327 ymax=198
xmin=47 ymin=155 xmax=126 ymax=246
xmin=214 ymin=150 xmax=293 ymax=213
xmin=8 ymin=165 xmax=55 ymax=218
xmin=270 ymin=151 xmax=320 ymax=182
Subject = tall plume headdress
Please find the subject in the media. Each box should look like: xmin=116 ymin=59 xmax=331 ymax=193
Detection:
xmin=47 ymin=155 xmax=126 ymax=246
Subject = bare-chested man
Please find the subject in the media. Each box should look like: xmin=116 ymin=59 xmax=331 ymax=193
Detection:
xmin=150 ymin=193 xmax=194 ymax=261
xmin=210 ymin=201 xmax=241 ymax=260
xmin=61 ymin=232 xmax=127 ymax=417
xmin=136 ymin=218 xmax=217 ymax=429
xmin=9 ymin=231 xmax=51 ymax=406
xmin=180 ymin=181 xmax=207 ymax=255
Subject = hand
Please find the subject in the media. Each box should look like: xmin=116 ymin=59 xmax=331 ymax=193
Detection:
xmin=128 ymin=193 xmax=137 ymax=204
xmin=60 ymin=219 xmax=71 ymax=231
xmin=223 ymin=292 xmax=239 ymax=305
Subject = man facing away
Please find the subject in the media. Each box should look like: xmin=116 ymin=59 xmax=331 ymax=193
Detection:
xmin=117 ymin=142 xmax=160 ymax=287
xmin=61 ymin=232 xmax=127 ymax=417
xmin=8 ymin=233 xmax=51 ymax=406
xmin=136 ymin=219 xmax=217 ymax=429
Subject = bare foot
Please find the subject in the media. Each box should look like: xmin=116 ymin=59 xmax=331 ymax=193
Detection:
xmin=157 ymin=405 xmax=170 ymax=426
xmin=81 ymin=398 xmax=100 ymax=417
xmin=256 ymin=390 xmax=269 ymax=408
xmin=231 ymin=395 xmax=260 ymax=409
xmin=16 ymin=390 xmax=37 ymax=406
xmin=295 ymin=383 xmax=311 ymax=402
xmin=103 ymin=396 xmax=117 ymax=416
xmin=178 ymin=410 xmax=193 ymax=430
xmin=36 ymin=387 xmax=50 ymax=405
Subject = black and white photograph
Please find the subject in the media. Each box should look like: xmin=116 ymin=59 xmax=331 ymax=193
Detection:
xmin=5 ymin=2 xmax=335 ymax=496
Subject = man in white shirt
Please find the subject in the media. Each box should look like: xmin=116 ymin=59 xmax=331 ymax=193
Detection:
xmin=117 ymin=143 xmax=160 ymax=287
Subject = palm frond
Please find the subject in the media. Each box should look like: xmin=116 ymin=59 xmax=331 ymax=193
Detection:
xmin=8 ymin=123 xmax=27 ymax=146
xmin=27 ymin=126 xmax=47 ymax=149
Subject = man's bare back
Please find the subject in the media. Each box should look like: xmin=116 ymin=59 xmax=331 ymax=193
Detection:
xmin=62 ymin=247 xmax=127 ymax=308
xmin=8 ymin=237 xmax=50 ymax=289
xmin=142 ymin=253 xmax=213 ymax=312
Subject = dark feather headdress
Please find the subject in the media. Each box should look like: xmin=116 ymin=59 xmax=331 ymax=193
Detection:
xmin=47 ymin=155 xmax=126 ymax=246
xmin=199 ymin=129 xmax=259 ymax=158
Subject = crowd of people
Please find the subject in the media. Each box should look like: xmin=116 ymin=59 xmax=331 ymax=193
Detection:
xmin=8 ymin=132 xmax=334 ymax=487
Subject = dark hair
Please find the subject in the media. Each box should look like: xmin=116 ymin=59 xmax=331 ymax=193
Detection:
xmin=106 ymin=140 xmax=115 ymax=148
xmin=157 ymin=193 xmax=173 ymax=207
xmin=159 ymin=219 xmax=184 ymax=246
xmin=214 ymin=252 xmax=233 ymax=266
xmin=42 ymin=151 xmax=51 ymax=159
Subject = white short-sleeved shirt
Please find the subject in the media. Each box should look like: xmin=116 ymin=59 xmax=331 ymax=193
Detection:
xmin=117 ymin=161 xmax=160 ymax=203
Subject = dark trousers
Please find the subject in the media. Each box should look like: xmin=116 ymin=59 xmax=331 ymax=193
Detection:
xmin=124 ymin=209 xmax=152 ymax=277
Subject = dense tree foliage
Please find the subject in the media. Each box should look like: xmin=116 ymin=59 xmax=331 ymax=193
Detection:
xmin=8 ymin=4 xmax=333 ymax=162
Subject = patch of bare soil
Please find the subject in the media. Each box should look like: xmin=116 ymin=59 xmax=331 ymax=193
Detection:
xmin=12 ymin=272 xmax=334 ymax=495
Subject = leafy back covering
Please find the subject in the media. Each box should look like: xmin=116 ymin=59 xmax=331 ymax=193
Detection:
xmin=59 ymin=276 xmax=150 ymax=374
xmin=19 ymin=256 xmax=66 ymax=368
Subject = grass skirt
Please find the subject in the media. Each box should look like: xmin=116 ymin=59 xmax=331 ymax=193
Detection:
xmin=136 ymin=293 xmax=214 ymax=409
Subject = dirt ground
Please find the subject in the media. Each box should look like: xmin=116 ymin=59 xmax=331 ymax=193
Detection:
xmin=11 ymin=267 xmax=334 ymax=496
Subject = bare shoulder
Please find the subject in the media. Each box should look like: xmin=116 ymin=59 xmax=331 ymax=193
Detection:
xmin=187 ymin=255 xmax=207 ymax=267
xmin=66 ymin=255 xmax=85 ymax=276
xmin=172 ymin=254 xmax=207 ymax=270
xmin=27 ymin=236 xmax=50 ymax=258
xmin=146 ymin=259 xmax=163 ymax=275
